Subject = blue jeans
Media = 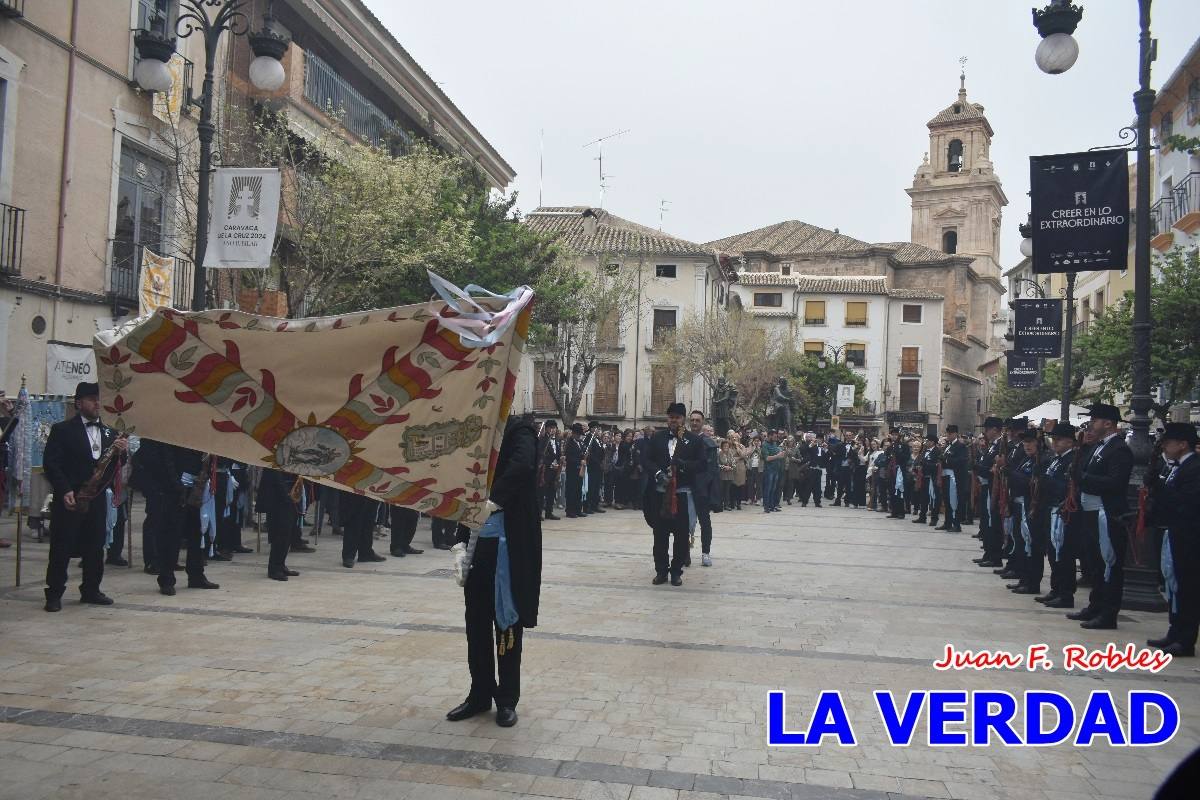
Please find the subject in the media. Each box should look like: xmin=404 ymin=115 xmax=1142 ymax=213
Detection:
xmin=762 ymin=470 xmax=780 ymax=510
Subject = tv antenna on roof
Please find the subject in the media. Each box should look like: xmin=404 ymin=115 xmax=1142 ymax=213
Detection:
xmin=583 ymin=129 xmax=630 ymax=208
xmin=659 ymin=200 xmax=671 ymax=231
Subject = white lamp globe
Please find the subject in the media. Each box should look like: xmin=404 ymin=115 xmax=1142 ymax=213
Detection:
xmin=1020 ymin=237 xmax=1034 ymax=258
xmin=134 ymin=58 xmax=174 ymax=93
xmin=1035 ymin=33 xmax=1079 ymax=75
xmin=249 ymin=55 xmax=286 ymax=91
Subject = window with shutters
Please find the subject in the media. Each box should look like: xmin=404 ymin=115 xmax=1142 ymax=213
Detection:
xmin=804 ymin=300 xmax=825 ymax=325
xmin=597 ymin=310 xmax=620 ymax=348
xmin=900 ymin=346 xmax=920 ymax=375
xmin=901 ymin=304 xmax=922 ymax=324
xmin=1189 ymin=78 xmax=1200 ymax=124
xmin=532 ymin=361 xmax=556 ymax=412
xmin=593 ymin=363 xmax=619 ymax=415
xmin=899 ymin=378 xmax=920 ymax=411
xmin=650 ymin=364 xmax=676 ymax=415
xmin=804 ymin=341 xmax=825 ymax=357
xmin=844 ymin=301 xmax=868 ymax=326
xmin=845 ymin=343 xmax=866 ymax=368
xmin=753 ymin=292 xmax=783 ymax=307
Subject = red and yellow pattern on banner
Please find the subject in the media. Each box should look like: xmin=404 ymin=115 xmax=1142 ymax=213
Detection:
xmin=93 ymin=291 xmax=532 ymax=527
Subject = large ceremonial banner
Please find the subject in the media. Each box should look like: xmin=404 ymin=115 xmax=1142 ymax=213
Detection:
xmin=1029 ymin=148 xmax=1129 ymax=274
xmin=93 ymin=276 xmax=533 ymax=526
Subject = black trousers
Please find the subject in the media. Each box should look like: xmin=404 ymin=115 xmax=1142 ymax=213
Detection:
xmin=1166 ymin=527 xmax=1200 ymax=649
xmin=805 ymin=469 xmax=823 ymax=506
xmin=1004 ymin=504 xmax=1027 ymax=575
xmin=835 ymin=466 xmax=851 ymax=502
xmin=1049 ymin=515 xmax=1079 ymax=599
xmin=540 ymin=470 xmax=559 ymax=516
xmin=913 ymin=482 xmax=929 ymax=517
xmin=340 ymin=493 xmax=379 ymax=562
xmin=652 ymin=493 xmax=690 ymax=578
xmin=1078 ymin=509 xmax=1127 ymax=622
xmin=45 ymin=497 xmax=107 ymax=600
xmin=1025 ymin=509 xmax=1048 ymax=589
xmin=106 ymin=501 xmax=127 ymax=562
xmin=696 ymin=496 xmax=713 ymax=555
xmin=586 ymin=464 xmax=602 ymax=511
xmin=266 ymin=505 xmax=292 ymax=573
xmin=979 ymin=488 xmax=1003 ymax=560
xmin=824 ymin=469 xmax=837 ymax=500
xmin=389 ymin=506 xmax=419 ymax=553
xmin=158 ymin=501 xmax=206 ymax=588
xmin=431 ymin=517 xmax=457 ymax=548
xmin=565 ymin=470 xmax=583 ymax=516
xmin=463 ymin=537 xmax=522 ymax=708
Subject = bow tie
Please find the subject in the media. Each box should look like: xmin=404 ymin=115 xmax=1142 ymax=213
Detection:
xmin=85 ymin=420 xmax=101 ymax=428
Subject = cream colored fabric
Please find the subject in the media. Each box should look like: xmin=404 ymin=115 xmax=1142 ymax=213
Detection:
xmin=94 ymin=286 xmax=532 ymax=527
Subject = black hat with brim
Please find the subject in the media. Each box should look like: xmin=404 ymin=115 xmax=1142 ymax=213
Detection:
xmin=946 ymin=425 xmax=959 ymax=433
xmin=1018 ymin=429 xmax=1040 ymax=442
xmin=1049 ymin=422 xmax=1077 ymax=439
xmin=74 ymin=381 xmax=99 ymax=400
xmin=666 ymin=402 xmax=687 ymax=416
xmin=1085 ymin=403 xmax=1122 ymax=422
xmin=983 ymin=417 xmax=1003 ymax=430
xmin=1161 ymin=422 xmax=1199 ymax=446
xmin=571 ymin=422 xmax=585 ymax=435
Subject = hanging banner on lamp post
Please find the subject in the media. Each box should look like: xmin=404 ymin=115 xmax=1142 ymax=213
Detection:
xmin=1012 ymin=298 xmax=1063 ymax=357
xmin=1029 ymin=148 xmax=1129 ymax=275
xmin=203 ymin=168 xmax=281 ymax=269
xmin=1006 ymin=352 xmax=1041 ymax=389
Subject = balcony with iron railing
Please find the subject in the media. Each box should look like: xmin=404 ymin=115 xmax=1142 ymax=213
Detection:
xmin=0 ymin=0 xmax=24 ymax=19
xmin=1150 ymin=196 xmax=1174 ymax=237
xmin=108 ymin=242 xmax=195 ymax=313
xmin=1072 ymin=319 xmax=1089 ymax=338
xmin=585 ymin=393 xmax=627 ymax=419
xmin=898 ymin=358 xmax=924 ymax=377
xmin=302 ymin=51 xmax=413 ymax=155
xmin=1168 ymin=172 xmax=1200 ymax=229
xmin=0 ymin=202 xmax=25 ymax=277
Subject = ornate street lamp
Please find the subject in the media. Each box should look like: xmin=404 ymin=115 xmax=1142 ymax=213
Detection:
xmin=1031 ymin=0 xmax=1163 ymax=611
xmin=1032 ymin=1 xmax=1083 ymax=74
xmin=134 ymin=0 xmax=290 ymax=310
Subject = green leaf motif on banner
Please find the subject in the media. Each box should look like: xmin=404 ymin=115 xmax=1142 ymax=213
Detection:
xmin=417 ymin=352 xmax=442 ymax=369
xmin=245 ymin=318 xmax=260 ymax=330
xmin=110 ymin=368 xmax=131 ymax=390
xmin=468 ymin=445 xmax=488 ymax=460
xmin=359 ymin=315 xmax=370 ymax=325
xmin=472 ymin=395 xmax=495 ymax=409
xmin=169 ymin=345 xmax=198 ymax=371
xmin=412 ymin=309 xmax=431 ymax=321
xmin=304 ymin=321 xmax=318 ymax=332
xmin=478 ymin=357 xmax=500 ymax=375
xmin=418 ymin=497 xmax=437 ymax=510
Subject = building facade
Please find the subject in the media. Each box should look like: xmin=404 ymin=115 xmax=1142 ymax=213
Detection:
xmin=727 ymin=273 xmax=943 ymax=433
xmin=0 ymin=0 xmax=512 ymax=394
xmin=518 ymin=207 xmax=724 ymax=427
xmin=1150 ymin=35 xmax=1200 ymax=256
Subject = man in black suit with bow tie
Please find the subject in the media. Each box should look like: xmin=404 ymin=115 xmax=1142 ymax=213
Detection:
xmin=1147 ymin=422 xmax=1200 ymax=657
xmin=642 ymin=402 xmax=706 ymax=586
xmin=1066 ymin=403 xmax=1134 ymax=630
xmin=42 ymin=382 xmax=127 ymax=612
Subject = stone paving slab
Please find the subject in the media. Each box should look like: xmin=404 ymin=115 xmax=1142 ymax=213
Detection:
xmin=1 ymin=501 xmax=1197 ymax=799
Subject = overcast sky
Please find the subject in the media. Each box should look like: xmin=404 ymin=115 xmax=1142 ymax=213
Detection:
xmin=366 ymin=1 xmax=1196 ymax=262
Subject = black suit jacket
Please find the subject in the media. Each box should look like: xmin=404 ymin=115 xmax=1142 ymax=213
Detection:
xmin=565 ymin=437 xmax=585 ymax=471
xmin=644 ymin=428 xmax=705 ymax=490
xmin=1078 ymin=434 xmax=1134 ymax=517
xmin=943 ymin=440 xmax=969 ymax=477
xmin=1151 ymin=453 xmax=1200 ymax=534
xmin=43 ymin=414 xmax=117 ymax=501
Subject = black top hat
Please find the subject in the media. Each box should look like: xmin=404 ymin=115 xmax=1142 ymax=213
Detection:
xmin=571 ymin=422 xmax=584 ymax=435
xmin=74 ymin=381 xmax=100 ymax=400
xmin=666 ymin=402 xmax=687 ymax=416
xmin=983 ymin=416 xmax=1003 ymax=429
xmin=945 ymin=424 xmax=959 ymax=434
xmin=1005 ymin=417 xmax=1029 ymax=429
xmin=1018 ymin=428 xmax=1040 ymax=442
xmin=888 ymin=428 xmax=899 ymax=435
xmin=587 ymin=420 xmax=600 ymax=429
xmin=1049 ymin=421 xmax=1077 ymax=439
xmin=1085 ymin=403 xmax=1121 ymax=422
xmin=1160 ymin=422 xmax=1199 ymax=446
xmin=925 ymin=432 xmax=939 ymax=442
xmin=544 ymin=419 xmax=558 ymax=428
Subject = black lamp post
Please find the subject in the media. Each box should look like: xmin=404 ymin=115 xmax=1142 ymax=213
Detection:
xmin=135 ymin=0 xmax=289 ymax=311
xmin=1031 ymin=0 xmax=1165 ymax=611
xmin=1017 ymin=218 xmax=1077 ymax=424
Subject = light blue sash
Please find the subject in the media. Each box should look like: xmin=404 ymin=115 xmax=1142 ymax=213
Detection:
xmin=1016 ymin=497 xmax=1031 ymax=557
xmin=478 ymin=512 xmax=519 ymax=631
xmin=946 ymin=473 xmax=959 ymax=514
xmin=1162 ymin=533 xmax=1178 ymax=614
xmin=1050 ymin=509 xmax=1065 ymax=559
xmin=894 ymin=467 xmax=904 ymax=498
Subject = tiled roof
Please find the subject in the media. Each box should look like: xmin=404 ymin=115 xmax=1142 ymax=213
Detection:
xmin=524 ymin=207 xmax=714 ymax=258
xmin=707 ymin=220 xmax=872 ymax=257
xmin=747 ymin=309 xmax=795 ymax=318
xmin=734 ymin=272 xmax=944 ymax=301
xmin=926 ymin=85 xmax=993 ymax=135
xmin=874 ymin=242 xmax=956 ymax=264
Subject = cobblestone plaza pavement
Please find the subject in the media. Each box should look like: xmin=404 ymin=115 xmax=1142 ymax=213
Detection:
xmin=1 ymin=503 xmax=1197 ymax=800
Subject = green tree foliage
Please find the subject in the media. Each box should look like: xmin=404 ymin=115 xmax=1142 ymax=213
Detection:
xmin=1075 ymin=247 xmax=1200 ymax=417
xmin=776 ymin=348 xmax=867 ymax=429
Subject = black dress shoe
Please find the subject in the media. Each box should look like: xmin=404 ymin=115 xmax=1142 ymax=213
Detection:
xmin=446 ymin=700 xmax=490 ymax=721
xmin=1005 ymin=582 xmax=1024 ymax=591
xmin=390 ymin=549 xmax=407 ymax=557
xmin=1080 ymin=617 xmax=1117 ymax=630
xmin=496 ymin=707 xmax=518 ymax=727
xmin=1163 ymin=642 xmax=1196 ymax=657
xmin=291 ymin=544 xmax=316 ymax=553
xmin=949 ymin=525 xmax=963 ymax=532
xmin=210 ymin=552 xmax=233 ymax=561
xmin=1044 ymin=596 xmax=1074 ymax=609
xmin=978 ymin=560 xmax=1002 ymax=568
xmin=284 ymin=568 xmax=299 ymax=576
xmin=972 ymin=557 xmax=988 ymax=563
xmin=160 ymin=585 xmax=176 ymax=596
xmin=402 ymin=546 xmax=423 ymax=555
xmin=188 ymin=578 xmax=220 ymax=589
xmin=1146 ymin=636 xmax=1174 ymax=648
xmin=342 ymin=559 xmax=355 ymax=568
xmin=143 ymin=565 xmax=158 ymax=575
xmin=1066 ymin=607 xmax=1098 ymax=621
xmin=670 ymin=575 xmax=683 ymax=587
xmin=233 ymin=546 xmax=254 ymax=554
xmin=566 ymin=513 xmax=580 ymax=518
xmin=434 ymin=543 xmax=453 ymax=550
xmin=1035 ymin=592 xmax=1059 ymax=604
xmin=593 ymin=508 xmax=606 ymax=513
xmin=44 ymin=596 xmax=62 ymax=612
xmin=80 ymin=592 xmax=114 ymax=605
xmin=268 ymin=571 xmax=288 ymax=581
xmin=544 ymin=513 xmax=560 ymax=520
xmin=105 ymin=556 xmax=129 ymax=567
xmin=652 ymin=575 xmax=668 ymax=585
xmin=359 ymin=553 xmax=387 ymax=562
xmin=1012 ymin=585 xmax=1041 ymax=595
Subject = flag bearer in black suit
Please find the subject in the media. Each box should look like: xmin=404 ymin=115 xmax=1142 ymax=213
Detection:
xmin=641 ymin=402 xmax=706 ymax=587
xmin=913 ymin=433 xmax=939 ymax=525
xmin=446 ymin=413 xmax=543 ymax=728
xmin=1034 ymin=423 xmax=1079 ymax=609
xmin=972 ymin=417 xmax=1005 ymax=568
xmin=564 ymin=423 xmax=586 ymax=518
xmin=42 ymin=382 xmax=127 ymax=612
xmin=539 ymin=420 xmax=561 ymax=520
xmin=1147 ymin=422 xmax=1200 ymax=657
xmin=1066 ymin=403 xmax=1134 ymax=630
xmin=936 ymin=425 xmax=968 ymax=532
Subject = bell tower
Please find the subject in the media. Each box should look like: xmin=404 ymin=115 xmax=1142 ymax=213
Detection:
xmin=906 ymin=70 xmax=1008 ymax=278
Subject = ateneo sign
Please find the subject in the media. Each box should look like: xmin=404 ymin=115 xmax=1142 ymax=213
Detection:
xmin=1013 ymin=299 xmax=1063 ymax=358
xmin=1029 ymin=148 xmax=1129 ymax=275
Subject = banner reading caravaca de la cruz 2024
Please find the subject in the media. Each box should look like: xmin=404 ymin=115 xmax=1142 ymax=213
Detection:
xmin=1029 ymin=148 xmax=1129 ymax=275
xmin=203 ymin=167 xmax=281 ymax=269
xmin=93 ymin=272 xmax=533 ymax=527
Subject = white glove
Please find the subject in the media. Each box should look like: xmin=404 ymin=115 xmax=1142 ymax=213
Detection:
xmin=451 ymin=542 xmax=470 ymax=586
